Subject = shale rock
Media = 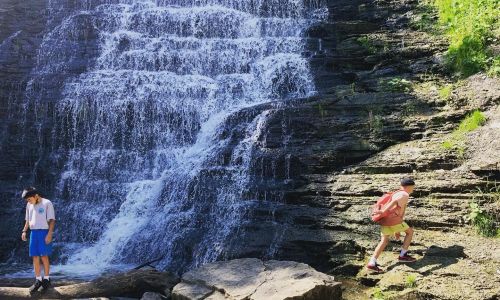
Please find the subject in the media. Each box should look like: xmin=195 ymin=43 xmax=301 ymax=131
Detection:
xmin=171 ymin=258 xmax=342 ymax=300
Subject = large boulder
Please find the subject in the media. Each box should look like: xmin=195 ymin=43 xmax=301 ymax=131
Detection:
xmin=171 ymin=258 xmax=341 ymax=300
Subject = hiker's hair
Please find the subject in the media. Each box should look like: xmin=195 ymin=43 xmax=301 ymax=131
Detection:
xmin=21 ymin=187 xmax=40 ymax=199
xmin=400 ymin=177 xmax=415 ymax=186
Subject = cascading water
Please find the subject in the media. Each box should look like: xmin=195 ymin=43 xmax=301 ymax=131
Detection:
xmin=27 ymin=0 xmax=327 ymax=274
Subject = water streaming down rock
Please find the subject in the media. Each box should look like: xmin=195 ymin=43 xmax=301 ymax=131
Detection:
xmin=35 ymin=0 xmax=327 ymax=272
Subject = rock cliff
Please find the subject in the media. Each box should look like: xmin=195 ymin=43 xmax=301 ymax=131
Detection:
xmin=219 ymin=0 xmax=500 ymax=299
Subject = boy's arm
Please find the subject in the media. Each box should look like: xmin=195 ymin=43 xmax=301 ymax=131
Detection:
xmin=379 ymin=199 xmax=399 ymax=213
xmin=21 ymin=221 xmax=29 ymax=241
xmin=45 ymin=219 xmax=55 ymax=244
xmin=22 ymin=220 xmax=29 ymax=232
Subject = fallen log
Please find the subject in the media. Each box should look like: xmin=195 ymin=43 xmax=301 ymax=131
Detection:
xmin=0 ymin=269 xmax=179 ymax=299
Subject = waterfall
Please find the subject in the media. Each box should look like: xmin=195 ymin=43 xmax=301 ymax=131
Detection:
xmin=34 ymin=0 xmax=327 ymax=273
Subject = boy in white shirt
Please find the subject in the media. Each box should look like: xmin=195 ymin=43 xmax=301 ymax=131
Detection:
xmin=21 ymin=187 xmax=56 ymax=294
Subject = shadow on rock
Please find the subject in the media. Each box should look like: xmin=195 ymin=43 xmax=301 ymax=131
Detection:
xmin=387 ymin=245 xmax=466 ymax=275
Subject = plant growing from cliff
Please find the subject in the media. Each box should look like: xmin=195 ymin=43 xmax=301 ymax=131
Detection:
xmin=438 ymin=84 xmax=453 ymax=101
xmin=379 ymin=77 xmax=413 ymax=93
xmin=469 ymin=202 xmax=498 ymax=237
xmin=410 ymin=1 xmax=441 ymax=33
xmin=432 ymin=0 xmax=500 ymax=77
xmin=372 ymin=288 xmax=386 ymax=299
xmin=405 ymin=274 xmax=417 ymax=288
xmin=368 ymin=111 xmax=384 ymax=135
xmin=317 ymin=103 xmax=327 ymax=118
xmin=357 ymin=36 xmax=377 ymax=54
xmin=487 ymin=57 xmax=500 ymax=77
xmin=469 ymin=184 xmax=500 ymax=237
xmin=442 ymin=110 xmax=486 ymax=155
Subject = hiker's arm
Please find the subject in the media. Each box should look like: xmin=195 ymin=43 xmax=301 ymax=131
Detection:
xmin=45 ymin=219 xmax=55 ymax=244
xmin=21 ymin=221 xmax=29 ymax=241
xmin=379 ymin=199 xmax=399 ymax=213
xmin=399 ymin=198 xmax=409 ymax=218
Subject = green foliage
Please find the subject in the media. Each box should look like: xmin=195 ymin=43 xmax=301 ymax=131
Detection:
xmin=442 ymin=110 xmax=486 ymax=153
xmin=410 ymin=1 xmax=441 ymax=33
xmin=317 ymin=104 xmax=327 ymax=118
xmin=438 ymin=84 xmax=453 ymax=100
xmin=469 ymin=184 xmax=500 ymax=237
xmin=372 ymin=288 xmax=386 ymax=300
xmin=405 ymin=274 xmax=417 ymax=288
xmin=487 ymin=56 xmax=500 ymax=77
xmin=368 ymin=110 xmax=384 ymax=135
xmin=469 ymin=202 xmax=499 ymax=237
xmin=432 ymin=0 xmax=500 ymax=77
xmin=357 ymin=36 xmax=389 ymax=54
xmin=457 ymin=110 xmax=486 ymax=132
xmin=357 ymin=36 xmax=377 ymax=54
xmin=379 ymin=77 xmax=413 ymax=93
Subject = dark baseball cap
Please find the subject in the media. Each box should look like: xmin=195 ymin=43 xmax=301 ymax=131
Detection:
xmin=400 ymin=177 xmax=415 ymax=186
xmin=21 ymin=187 xmax=39 ymax=199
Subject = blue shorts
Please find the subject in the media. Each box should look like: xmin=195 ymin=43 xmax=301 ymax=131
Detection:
xmin=29 ymin=230 xmax=52 ymax=257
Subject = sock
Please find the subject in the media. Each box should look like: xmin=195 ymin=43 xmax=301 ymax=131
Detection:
xmin=368 ymin=257 xmax=377 ymax=266
xmin=44 ymin=276 xmax=50 ymax=280
xmin=36 ymin=276 xmax=42 ymax=281
xmin=400 ymin=249 xmax=408 ymax=257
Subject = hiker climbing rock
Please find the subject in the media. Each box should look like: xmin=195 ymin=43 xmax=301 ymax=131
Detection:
xmin=367 ymin=178 xmax=417 ymax=272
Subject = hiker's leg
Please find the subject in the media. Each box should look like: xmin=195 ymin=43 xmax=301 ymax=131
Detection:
xmin=33 ymin=256 xmax=41 ymax=277
xmin=41 ymin=256 xmax=50 ymax=277
xmin=402 ymin=227 xmax=414 ymax=251
xmin=373 ymin=235 xmax=391 ymax=259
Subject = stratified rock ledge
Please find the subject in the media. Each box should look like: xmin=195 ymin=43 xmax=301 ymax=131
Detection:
xmin=172 ymin=258 xmax=342 ymax=300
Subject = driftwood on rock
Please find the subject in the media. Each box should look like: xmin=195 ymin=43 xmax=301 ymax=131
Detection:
xmin=0 ymin=269 xmax=179 ymax=299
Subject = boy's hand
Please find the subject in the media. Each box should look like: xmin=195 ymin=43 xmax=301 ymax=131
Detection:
xmin=394 ymin=232 xmax=401 ymax=240
xmin=21 ymin=232 xmax=27 ymax=241
xmin=45 ymin=233 xmax=53 ymax=244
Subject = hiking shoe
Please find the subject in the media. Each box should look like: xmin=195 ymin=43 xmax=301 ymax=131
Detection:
xmin=39 ymin=278 xmax=51 ymax=293
xmin=366 ymin=264 xmax=384 ymax=273
xmin=398 ymin=253 xmax=417 ymax=262
xmin=29 ymin=279 xmax=43 ymax=294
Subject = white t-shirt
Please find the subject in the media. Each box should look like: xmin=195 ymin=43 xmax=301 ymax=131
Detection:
xmin=25 ymin=198 xmax=56 ymax=230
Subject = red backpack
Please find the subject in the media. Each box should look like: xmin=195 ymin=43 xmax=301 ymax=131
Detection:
xmin=371 ymin=191 xmax=399 ymax=223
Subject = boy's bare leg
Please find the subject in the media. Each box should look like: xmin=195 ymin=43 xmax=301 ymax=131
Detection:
xmin=402 ymin=227 xmax=414 ymax=251
xmin=33 ymin=256 xmax=41 ymax=277
xmin=373 ymin=234 xmax=391 ymax=260
xmin=41 ymin=256 xmax=50 ymax=277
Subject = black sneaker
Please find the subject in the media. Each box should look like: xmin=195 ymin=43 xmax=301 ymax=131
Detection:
xmin=39 ymin=278 xmax=51 ymax=293
xmin=29 ymin=279 xmax=43 ymax=294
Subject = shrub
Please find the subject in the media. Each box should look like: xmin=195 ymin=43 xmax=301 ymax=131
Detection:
xmin=357 ymin=36 xmax=377 ymax=54
xmin=438 ymin=84 xmax=453 ymax=100
xmin=380 ymin=78 xmax=413 ymax=92
xmin=456 ymin=110 xmax=486 ymax=133
xmin=405 ymin=274 xmax=417 ymax=288
xmin=442 ymin=110 xmax=486 ymax=152
xmin=469 ymin=202 xmax=498 ymax=237
xmin=432 ymin=0 xmax=499 ymax=77
xmin=372 ymin=288 xmax=386 ymax=300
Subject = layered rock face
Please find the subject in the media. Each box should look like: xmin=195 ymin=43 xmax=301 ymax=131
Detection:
xmin=220 ymin=0 xmax=500 ymax=299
